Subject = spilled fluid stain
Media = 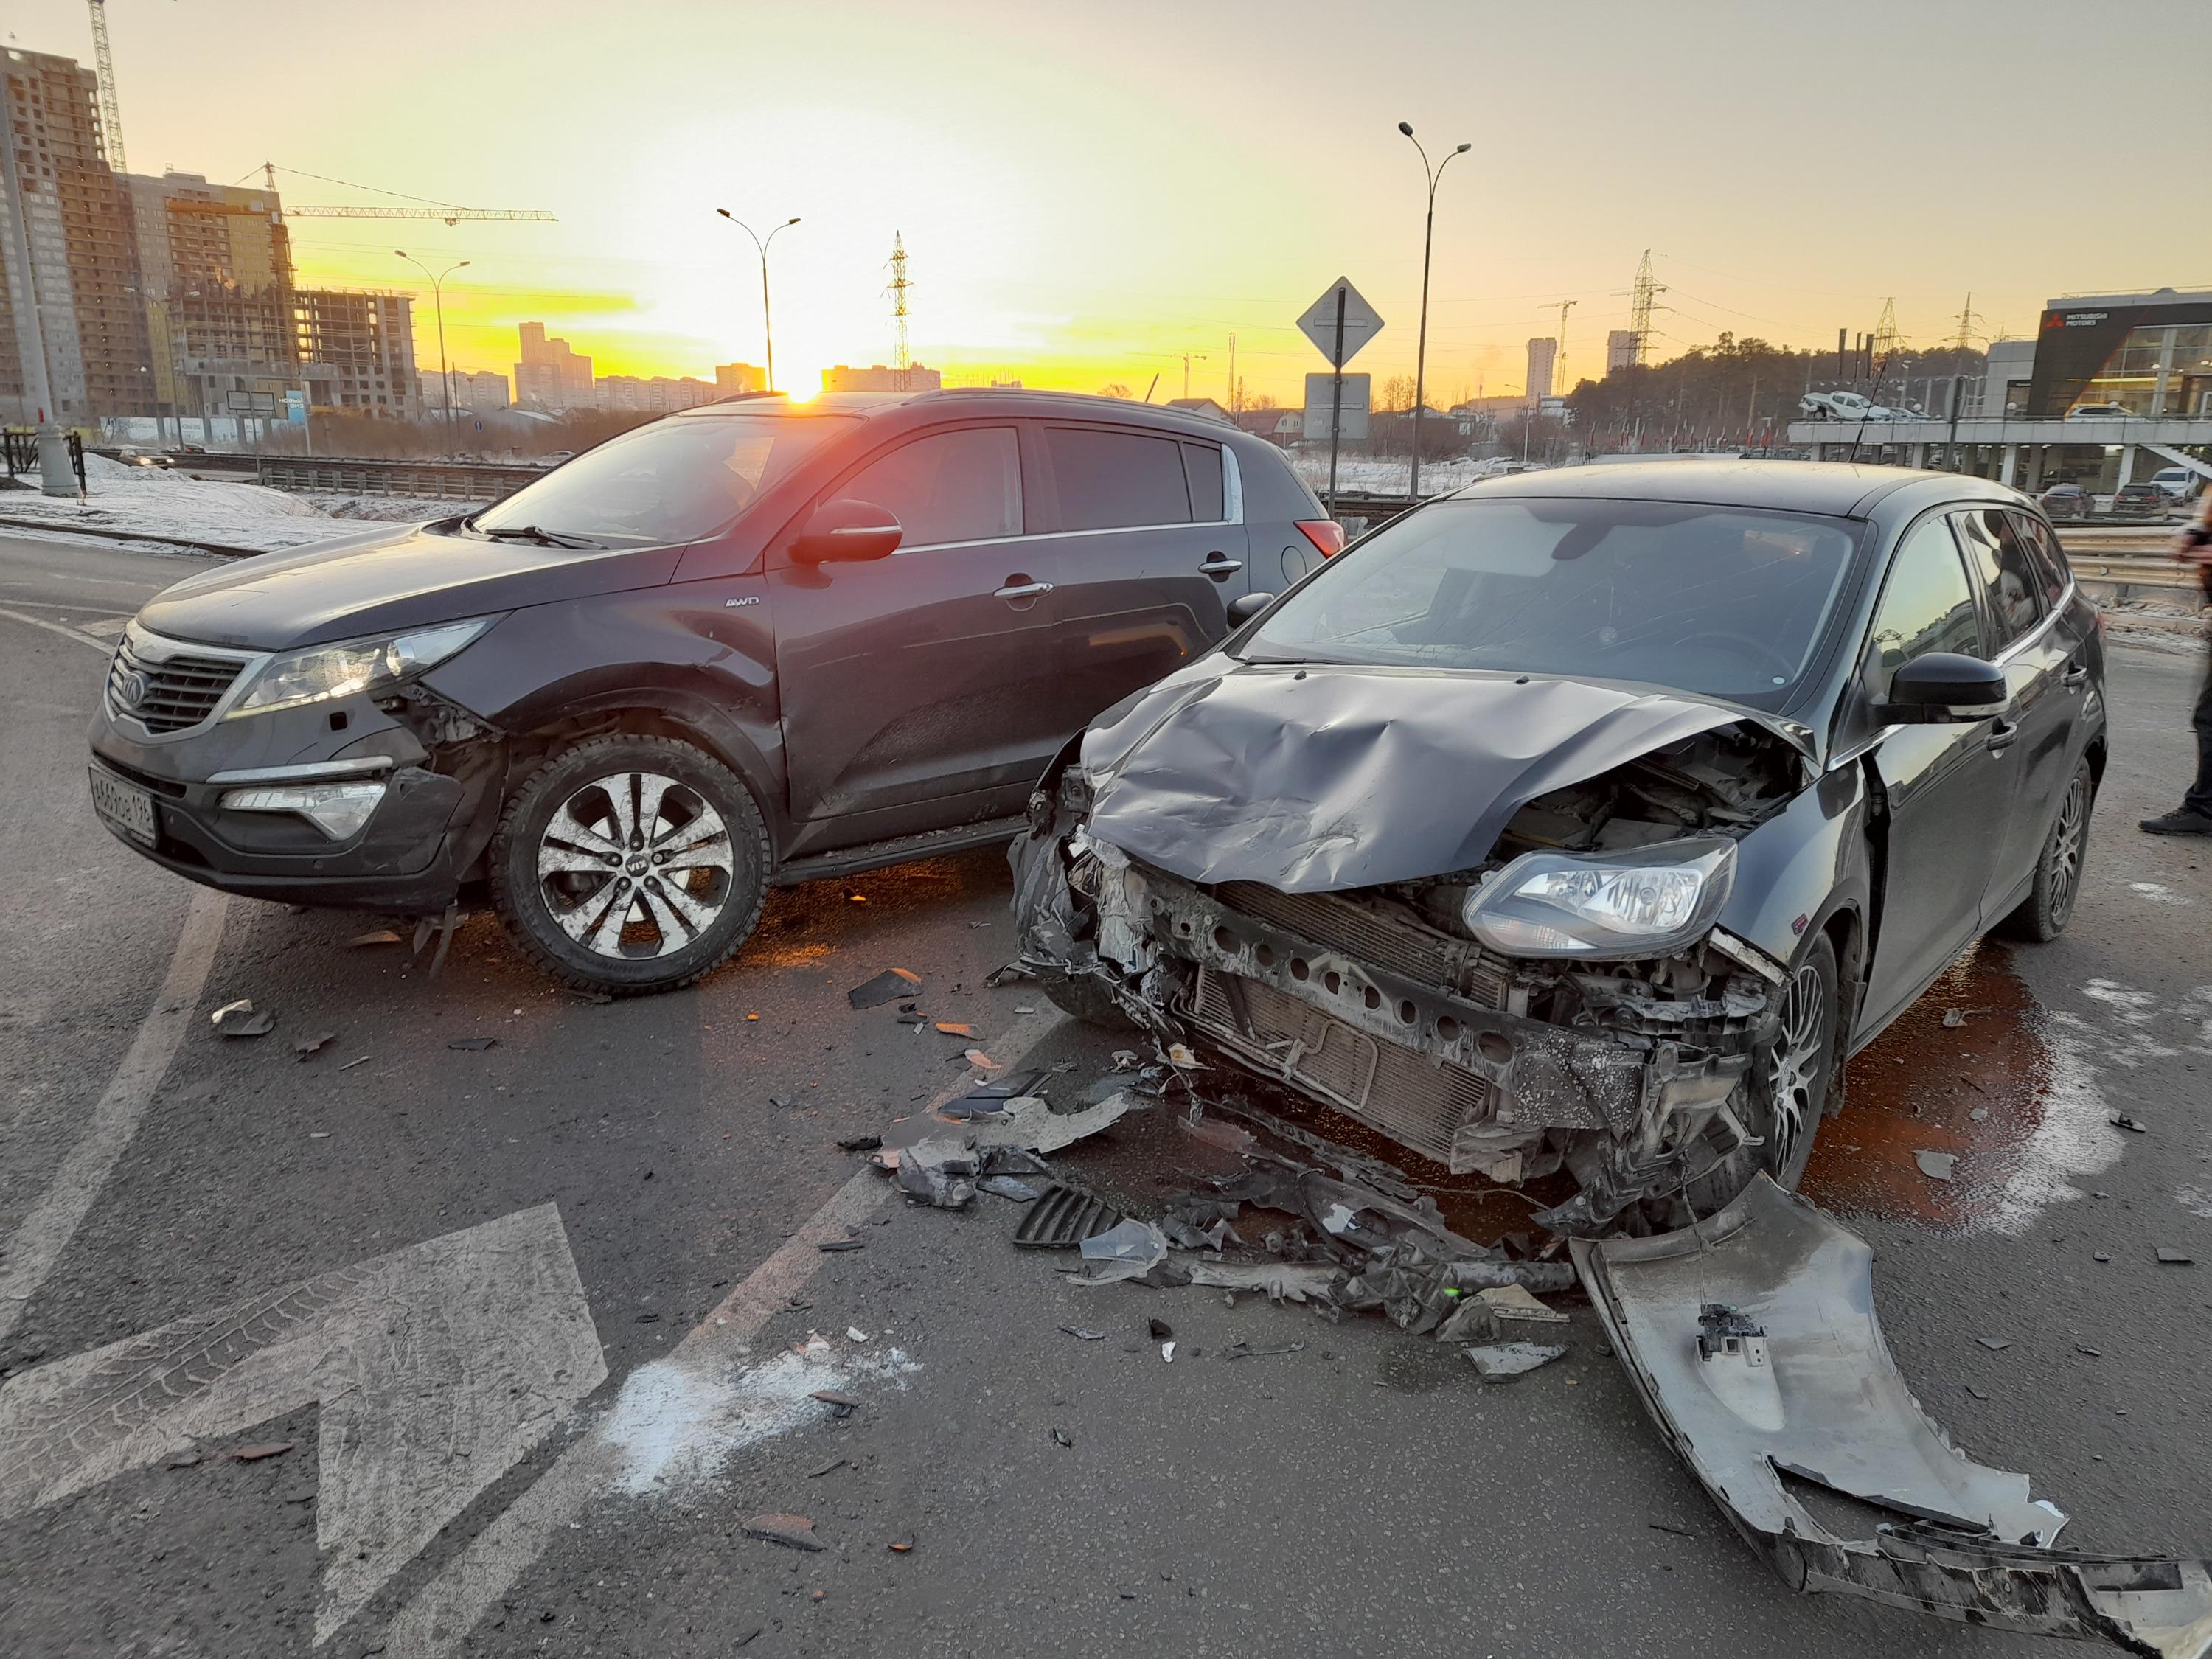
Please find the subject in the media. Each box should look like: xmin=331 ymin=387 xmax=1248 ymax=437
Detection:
xmin=1803 ymin=941 xmax=2054 ymax=1231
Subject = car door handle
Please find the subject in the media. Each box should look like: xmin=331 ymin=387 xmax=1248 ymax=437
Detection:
xmin=1986 ymin=718 xmax=2020 ymax=751
xmin=2062 ymin=662 xmax=2089 ymax=689
xmin=1198 ymin=555 xmax=1244 ymax=580
xmin=994 ymin=580 xmax=1054 ymax=600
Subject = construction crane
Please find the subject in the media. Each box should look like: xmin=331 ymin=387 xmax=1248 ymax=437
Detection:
xmin=245 ymin=163 xmax=555 ymax=225
xmin=86 ymin=0 xmax=126 ymax=172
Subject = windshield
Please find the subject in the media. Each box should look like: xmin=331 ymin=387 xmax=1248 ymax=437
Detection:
xmin=469 ymin=412 xmax=855 ymax=547
xmin=1243 ymin=497 xmax=1860 ymax=706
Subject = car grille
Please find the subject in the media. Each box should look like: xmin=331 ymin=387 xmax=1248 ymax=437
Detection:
xmin=1184 ymin=965 xmax=1494 ymax=1169
xmin=108 ymin=633 xmax=249 ymax=734
xmin=1212 ymin=880 xmax=1509 ymax=1004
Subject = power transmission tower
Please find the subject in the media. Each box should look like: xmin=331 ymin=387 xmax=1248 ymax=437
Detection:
xmin=86 ymin=0 xmax=126 ymax=171
xmin=1871 ymin=297 xmax=1900 ymax=362
xmin=1627 ymin=249 xmax=1666 ymax=366
xmin=885 ymin=232 xmax=912 ymax=383
xmin=1953 ymin=291 xmax=1982 ymax=352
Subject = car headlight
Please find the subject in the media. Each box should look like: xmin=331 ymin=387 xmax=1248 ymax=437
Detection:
xmin=1462 ymin=836 xmax=1737 ymax=959
xmin=225 ymin=619 xmax=493 ymax=718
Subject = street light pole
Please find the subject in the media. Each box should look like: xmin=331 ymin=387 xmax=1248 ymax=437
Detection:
xmin=395 ymin=251 xmax=468 ymax=428
xmin=1397 ymin=121 xmax=1470 ymax=500
xmin=716 ymin=211 xmax=801 ymax=393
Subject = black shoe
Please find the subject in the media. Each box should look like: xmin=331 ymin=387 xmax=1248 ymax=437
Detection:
xmin=2140 ymin=809 xmax=2212 ymax=835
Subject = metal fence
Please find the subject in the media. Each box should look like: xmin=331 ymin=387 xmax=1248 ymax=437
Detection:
xmin=1 ymin=428 xmax=87 ymax=493
xmin=254 ymin=456 xmax=543 ymax=502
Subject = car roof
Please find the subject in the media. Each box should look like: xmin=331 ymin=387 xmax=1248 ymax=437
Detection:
xmin=678 ymin=387 xmax=1248 ymax=442
xmin=1447 ymin=458 xmax=2024 ymax=518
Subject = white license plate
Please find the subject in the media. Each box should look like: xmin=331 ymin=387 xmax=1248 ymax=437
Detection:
xmin=89 ymin=767 xmax=158 ymax=846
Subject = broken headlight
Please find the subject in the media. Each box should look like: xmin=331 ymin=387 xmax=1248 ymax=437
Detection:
xmin=1462 ymin=836 xmax=1736 ymax=960
xmin=226 ymin=619 xmax=493 ymax=719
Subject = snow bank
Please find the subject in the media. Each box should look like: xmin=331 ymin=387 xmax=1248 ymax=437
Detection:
xmin=1 ymin=455 xmax=357 ymax=552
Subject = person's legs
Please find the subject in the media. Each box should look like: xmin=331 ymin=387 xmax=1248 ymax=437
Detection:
xmin=2144 ymin=639 xmax=2212 ymax=832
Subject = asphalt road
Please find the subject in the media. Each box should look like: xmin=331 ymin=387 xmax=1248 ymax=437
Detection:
xmin=1 ymin=527 xmax=2208 ymax=1659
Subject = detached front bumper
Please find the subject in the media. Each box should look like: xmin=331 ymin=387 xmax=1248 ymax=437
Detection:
xmin=88 ymin=677 xmax=495 ymax=914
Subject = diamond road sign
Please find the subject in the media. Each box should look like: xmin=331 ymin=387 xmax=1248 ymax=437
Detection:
xmin=1297 ymin=277 xmax=1385 ymax=368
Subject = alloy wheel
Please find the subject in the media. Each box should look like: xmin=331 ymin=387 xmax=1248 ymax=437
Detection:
xmin=1764 ymin=962 xmax=1826 ymax=1171
xmin=2048 ymin=772 xmax=2089 ymax=922
xmin=535 ymin=771 xmax=734 ymax=959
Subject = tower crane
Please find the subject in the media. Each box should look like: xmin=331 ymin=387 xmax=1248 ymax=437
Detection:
xmin=86 ymin=0 xmax=126 ymax=170
xmin=246 ymin=164 xmax=555 ymax=224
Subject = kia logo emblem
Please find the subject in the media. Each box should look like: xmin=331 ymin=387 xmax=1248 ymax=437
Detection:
xmin=117 ymin=670 xmax=150 ymax=710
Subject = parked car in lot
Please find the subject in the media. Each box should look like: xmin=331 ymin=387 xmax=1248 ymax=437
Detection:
xmin=2063 ymin=402 xmax=2139 ymax=421
xmin=1015 ymin=462 xmax=2105 ymax=1230
xmin=86 ymin=391 xmax=1339 ymax=993
xmin=2036 ymin=481 xmax=2093 ymax=519
xmin=2149 ymin=465 xmax=2202 ymax=503
xmin=1797 ymin=390 xmax=1901 ymax=422
xmin=2112 ymin=481 xmax=2173 ymax=517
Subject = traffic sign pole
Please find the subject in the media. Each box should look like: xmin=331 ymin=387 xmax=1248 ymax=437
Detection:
xmin=1327 ymin=285 xmax=1346 ymax=517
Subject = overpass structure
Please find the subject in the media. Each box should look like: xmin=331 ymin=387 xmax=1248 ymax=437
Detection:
xmin=1787 ymin=414 xmax=2212 ymax=492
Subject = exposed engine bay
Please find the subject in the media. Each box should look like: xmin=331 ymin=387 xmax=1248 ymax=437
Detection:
xmin=1015 ymin=720 xmax=1807 ymax=1235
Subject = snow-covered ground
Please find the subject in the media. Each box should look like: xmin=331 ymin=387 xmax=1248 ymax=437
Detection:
xmin=0 ymin=456 xmax=444 ymax=552
xmin=298 ymin=491 xmax=488 ymax=524
xmin=1287 ymin=454 xmax=1496 ymax=497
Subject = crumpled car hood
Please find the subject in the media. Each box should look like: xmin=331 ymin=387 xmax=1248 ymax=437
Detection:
xmin=1077 ymin=659 xmax=1809 ymax=891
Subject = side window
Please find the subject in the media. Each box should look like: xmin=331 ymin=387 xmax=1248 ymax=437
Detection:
xmin=1180 ymin=442 xmax=1225 ymax=521
xmin=838 ymin=426 xmax=1020 ymax=549
xmin=1043 ymin=426 xmax=1192 ymax=531
xmin=2006 ymin=510 xmax=2071 ymax=609
xmin=1863 ymin=516 xmax=1983 ymax=700
xmin=1951 ymin=508 xmax=2044 ymax=648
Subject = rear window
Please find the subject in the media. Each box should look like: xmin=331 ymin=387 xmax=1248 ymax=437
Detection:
xmin=1181 ymin=442 xmax=1225 ymax=521
xmin=1045 ymin=426 xmax=1192 ymax=531
xmin=470 ymin=412 xmax=854 ymax=547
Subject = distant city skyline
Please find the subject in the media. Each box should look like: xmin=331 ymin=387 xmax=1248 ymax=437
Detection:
xmin=10 ymin=0 xmax=2210 ymax=407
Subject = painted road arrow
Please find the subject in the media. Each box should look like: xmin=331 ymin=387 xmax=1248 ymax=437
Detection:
xmin=0 ymin=1203 xmax=605 ymax=1646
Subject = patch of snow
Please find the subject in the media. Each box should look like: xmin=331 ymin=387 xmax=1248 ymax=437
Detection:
xmin=599 ymin=1342 xmax=918 ymax=1499
xmin=2176 ymin=1186 xmax=2212 ymax=1220
xmin=5 ymin=456 xmax=355 ymax=552
xmin=2128 ymin=881 xmax=2192 ymax=905
xmin=1986 ymin=1021 xmax=2122 ymax=1234
xmin=298 ymin=491 xmax=489 ymax=524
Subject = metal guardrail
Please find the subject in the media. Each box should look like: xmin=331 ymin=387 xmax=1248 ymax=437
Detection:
xmin=254 ymin=456 xmax=543 ymax=501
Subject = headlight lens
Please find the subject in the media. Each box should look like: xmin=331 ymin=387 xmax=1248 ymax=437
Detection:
xmin=226 ymin=619 xmax=492 ymax=718
xmin=1462 ymin=836 xmax=1738 ymax=959
xmin=220 ymin=781 xmax=387 ymax=840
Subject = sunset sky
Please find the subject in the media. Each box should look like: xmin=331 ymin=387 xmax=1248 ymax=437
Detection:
xmin=15 ymin=0 xmax=2212 ymax=403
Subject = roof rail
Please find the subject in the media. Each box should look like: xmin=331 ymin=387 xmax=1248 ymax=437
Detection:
xmin=709 ymin=390 xmax=790 ymax=405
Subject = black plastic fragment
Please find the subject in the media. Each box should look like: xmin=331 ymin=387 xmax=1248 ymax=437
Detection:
xmin=849 ymin=970 xmax=919 ymax=1009
xmin=1012 ymin=1184 xmax=1124 ymax=1248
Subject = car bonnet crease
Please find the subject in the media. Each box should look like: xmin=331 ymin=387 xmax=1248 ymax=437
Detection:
xmin=1077 ymin=661 xmax=1812 ymax=891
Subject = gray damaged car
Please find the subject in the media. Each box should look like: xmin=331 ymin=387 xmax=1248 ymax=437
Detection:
xmin=1012 ymin=463 xmax=2212 ymax=1650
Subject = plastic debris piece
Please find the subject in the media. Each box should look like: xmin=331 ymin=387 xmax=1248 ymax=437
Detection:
xmin=2157 ymin=1248 xmax=2194 ymax=1265
xmin=1478 ymin=1284 xmax=1568 ymax=1326
xmin=2093 ymin=1252 xmax=2112 ymax=1263
xmin=232 ymin=1441 xmax=294 ymax=1461
xmin=889 ymin=1535 xmax=916 ymax=1553
xmin=806 ymin=1458 xmax=845 ymax=1479
xmin=846 ymin=1326 xmax=870 ymax=1342
xmin=896 ymin=1135 xmax=978 ymax=1209
xmin=347 ymin=928 xmax=402 ymax=947
xmin=810 ymin=1390 xmax=860 ymax=1417
xmin=1649 ymin=1520 xmax=1694 ymax=1538
xmin=2110 ymin=1113 xmax=2149 ymax=1133
xmin=933 ymin=1021 xmax=975 ymax=1037
xmin=1073 ymin=1219 xmax=1169 ymax=1286
xmin=1913 ymin=1150 xmax=1956 ymax=1182
xmin=1165 ymin=1043 xmax=1203 ymax=1068
xmin=210 ymin=999 xmax=274 ymax=1037
xmin=293 ymin=1032 xmax=334 ymax=1058
xmin=978 ymin=1175 xmax=1041 ymax=1202
xmin=2076 ymin=1344 xmax=2102 ymax=1357
xmin=1467 ymin=1342 xmax=1568 ymax=1382
xmin=1187 ymin=1261 xmax=1335 ymax=1304
xmin=1147 ymin=1318 xmax=1174 ymax=1341
xmin=964 ymin=1048 xmax=998 ymax=1070
xmin=448 ymin=1037 xmax=498 ymax=1051
xmin=818 ymin=1239 xmax=865 ymax=1253
xmin=1966 ymin=1384 xmax=1990 ymax=1401
xmin=164 ymin=1452 xmax=201 ymax=1469
xmin=1942 ymin=1008 xmax=1967 ymax=1028
xmin=1051 ymin=1427 xmax=1073 ymax=1447
xmin=983 ymin=962 xmax=1032 ymax=986
xmin=1060 ymin=1326 xmax=1106 ymax=1340
xmin=338 ymin=1055 xmax=370 ymax=1071
xmin=1161 ymin=1340 xmax=1176 ymax=1363
xmin=974 ymin=1091 xmax=1138 ymax=1156
xmin=848 ymin=969 xmax=922 ymax=1009
xmin=1969 ymin=1107 xmax=1989 ymax=1122
xmin=836 ymin=1134 xmax=883 ymax=1152
xmin=742 ymin=1513 xmax=825 ymax=1551
xmin=1975 ymin=1337 xmax=2012 ymax=1351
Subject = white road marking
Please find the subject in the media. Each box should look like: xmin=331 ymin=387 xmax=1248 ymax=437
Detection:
xmin=0 ymin=604 xmax=111 ymax=651
xmin=380 ymin=1004 xmax=1069 ymax=1658
xmin=0 ymin=886 xmax=229 ymax=1345
xmin=0 ymin=1204 xmax=605 ymax=1646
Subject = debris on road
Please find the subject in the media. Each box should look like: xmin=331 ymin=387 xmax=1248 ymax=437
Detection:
xmin=2157 ymin=1248 xmax=2194 ymax=1265
xmin=1976 ymin=1337 xmax=2013 ymax=1352
xmin=293 ymin=1031 xmax=334 ymax=1058
xmin=1014 ymin=1186 xmax=1124 ymax=1249
xmin=1059 ymin=1326 xmax=1106 ymax=1341
xmin=805 ymin=1458 xmax=844 ymax=1479
xmin=231 ymin=1441 xmax=294 ymax=1462
xmin=1576 ymin=1176 xmax=2212 ymax=1649
xmin=742 ymin=1514 xmax=825 ymax=1552
xmin=1467 ymin=1342 xmax=1568 ymax=1383
xmin=895 ymin=1135 xmax=978 ymax=1209
xmin=836 ymin=1133 xmax=883 ymax=1152
xmin=338 ymin=1054 xmax=370 ymax=1071
xmin=848 ymin=968 xmax=922 ymax=1009
xmin=978 ymin=1175 xmax=1042 ymax=1202
xmin=1147 ymin=1317 xmax=1174 ymax=1340
xmin=818 ymin=1239 xmax=865 ymax=1253
xmin=448 ymin=1037 xmax=498 ymax=1051
xmin=964 ymin=1047 xmax=998 ymax=1069
xmin=209 ymin=998 xmax=274 ymax=1037
xmin=1074 ymin=1219 xmax=1169 ymax=1286
xmin=347 ymin=928 xmax=402 ymax=947
xmin=889 ymin=1535 xmax=917 ymax=1553
xmin=2110 ymin=1113 xmax=2150 ymax=1133
xmin=933 ymin=1021 xmax=975 ymax=1037
xmin=1051 ymin=1427 xmax=1073 ymax=1447
xmin=1913 ymin=1149 xmax=1957 ymax=1182
xmin=810 ymin=1390 xmax=860 ymax=1417
xmin=1186 ymin=1261 xmax=1337 ymax=1304
xmin=1161 ymin=1340 xmax=1177 ymax=1362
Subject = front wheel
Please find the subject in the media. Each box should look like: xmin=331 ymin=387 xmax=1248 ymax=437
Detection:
xmin=489 ymin=733 xmax=770 ymax=995
xmin=1679 ymin=933 xmax=1840 ymax=1216
xmin=1997 ymin=761 xmax=2093 ymax=943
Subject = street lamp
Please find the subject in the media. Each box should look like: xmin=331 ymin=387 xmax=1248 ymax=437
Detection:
xmin=715 ymin=210 xmax=801 ymax=393
xmin=1397 ymin=121 xmax=1471 ymax=499
xmin=394 ymin=251 xmax=468 ymax=427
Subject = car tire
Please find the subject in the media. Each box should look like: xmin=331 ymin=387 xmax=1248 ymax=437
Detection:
xmin=489 ymin=733 xmax=771 ymax=995
xmin=1679 ymin=932 xmax=1840 ymax=1216
xmin=1037 ymin=971 xmax=1141 ymax=1032
xmin=1997 ymin=761 xmax=2093 ymax=944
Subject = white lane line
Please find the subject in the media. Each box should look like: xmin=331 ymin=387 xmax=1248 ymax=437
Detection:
xmin=0 ymin=1203 xmax=605 ymax=1646
xmin=380 ymin=1004 xmax=1070 ymax=1658
xmin=0 ymin=886 xmax=229 ymax=1345
xmin=0 ymin=604 xmax=111 ymax=652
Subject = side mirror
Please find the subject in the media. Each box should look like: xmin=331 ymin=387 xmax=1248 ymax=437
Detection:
xmin=1879 ymin=651 xmax=2008 ymax=723
xmin=1227 ymin=591 xmax=1276 ymax=626
xmin=793 ymin=498 xmax=902 ymax=564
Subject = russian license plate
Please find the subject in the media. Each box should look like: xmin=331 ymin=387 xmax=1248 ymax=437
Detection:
xmin=88 ymin=767 xmax=158 ymax=846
